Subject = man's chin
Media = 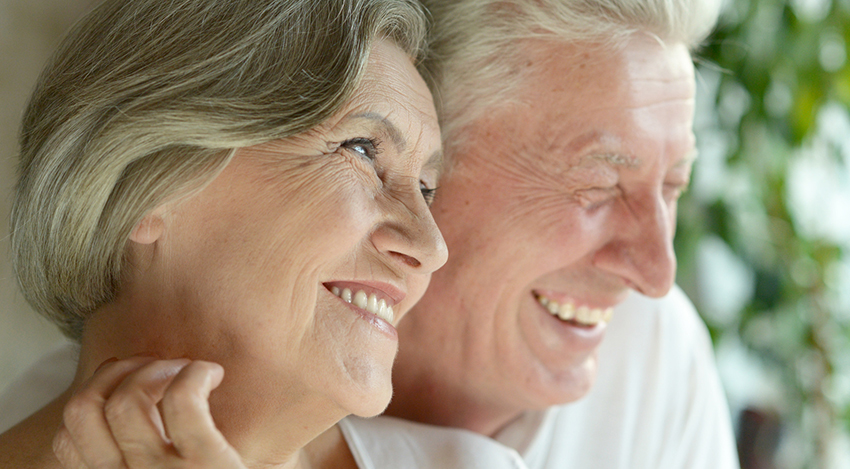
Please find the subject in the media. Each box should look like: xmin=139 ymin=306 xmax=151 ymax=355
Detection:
xmin=528 ymin=353 xmax=600 ymax=409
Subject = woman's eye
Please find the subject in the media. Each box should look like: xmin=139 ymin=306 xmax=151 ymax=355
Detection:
xmin=420 ymin=181 xmax=438 ymax=207
xmin=341 ymin=138 xmax=380 ymax=160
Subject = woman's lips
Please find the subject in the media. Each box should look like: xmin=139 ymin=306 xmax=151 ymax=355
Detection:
xmin=323 ymin=281 xmax=404 ymax=324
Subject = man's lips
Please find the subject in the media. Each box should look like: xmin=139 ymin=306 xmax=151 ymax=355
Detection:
xmin=532 ymin=291 xmax=615 ymax=326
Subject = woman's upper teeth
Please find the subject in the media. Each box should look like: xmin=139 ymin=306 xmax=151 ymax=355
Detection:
xmin=536 ymin=294 xmax=612 ymax=326
xmin=331 ymin=286 xmax=394 ymax=324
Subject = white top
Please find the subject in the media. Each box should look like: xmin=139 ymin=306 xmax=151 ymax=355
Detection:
xmin=0 ymin=286 xmax=739 ymax=468
xmin=340 ymin=416 xmax=527 ymax=468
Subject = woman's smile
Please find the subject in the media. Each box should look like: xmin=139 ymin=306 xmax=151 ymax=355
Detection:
xmin=324 ymin=281 xmax=404 ymax=327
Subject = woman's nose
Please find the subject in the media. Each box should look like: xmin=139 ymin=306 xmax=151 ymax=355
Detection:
xmin=370 ymin=189 xmax=448 ymax=274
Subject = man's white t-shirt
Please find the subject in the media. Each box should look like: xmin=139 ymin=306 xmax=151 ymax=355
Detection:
xmin=0 ymin=286 xmax=739 ymax=468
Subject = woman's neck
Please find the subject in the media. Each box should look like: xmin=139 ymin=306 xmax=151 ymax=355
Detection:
xmin=305 ymin=425 xmax=359 ymax=469
xmin=74 ymin=312 xmax=356 ymax=469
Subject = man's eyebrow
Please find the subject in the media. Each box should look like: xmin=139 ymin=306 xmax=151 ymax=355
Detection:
xmin=568 ymin=130 xmax=699 ymax=170
xmin=566 ymin=131 xmax=638 ymax=168
xmin=585 ymin=152 xmax=640 ymax=169
xmin=350 ymin=112 xmax=406 ymax=151
xmin=674 ymin=148 xmax=699 ymax=168
xmin=586 ymin=148 xmax=698 ymax=170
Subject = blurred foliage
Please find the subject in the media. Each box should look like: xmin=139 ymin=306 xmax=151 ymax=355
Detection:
xmin=675 ymin=0 xmax=850 ymax=467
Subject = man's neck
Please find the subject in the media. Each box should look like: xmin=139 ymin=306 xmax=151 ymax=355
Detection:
xmin=384 ymin=368 xmax=524 ymax=438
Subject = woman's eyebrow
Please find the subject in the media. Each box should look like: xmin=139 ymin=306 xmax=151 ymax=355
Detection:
xmin=425 ymin=149 xmax=443 ymax=173
xmin=350 ymin=112 xmax=406 ymax=151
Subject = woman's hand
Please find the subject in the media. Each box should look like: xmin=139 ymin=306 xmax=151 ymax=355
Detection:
xmin=53 ymin=356 xmax=247 ymax=468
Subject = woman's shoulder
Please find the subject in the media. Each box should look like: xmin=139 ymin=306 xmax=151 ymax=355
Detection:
xmin=0 ymin=397 xmax=65 ymax=469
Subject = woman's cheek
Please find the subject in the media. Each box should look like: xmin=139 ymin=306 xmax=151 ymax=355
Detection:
xmin=396 ymin=272 xmax=431 ymax=322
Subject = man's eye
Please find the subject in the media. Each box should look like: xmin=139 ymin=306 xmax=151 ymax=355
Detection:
xmin=420 ymin=181 xmax=438 ymax=207
xmin=663 ymin=182 xmax=688 ymax=202
xmin=341 ymin=138 xmax=381 ymax=160
xmin=574 ymin=187 xmax=619 ymax=209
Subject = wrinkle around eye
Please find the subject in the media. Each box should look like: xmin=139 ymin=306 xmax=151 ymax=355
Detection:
xmin=330 ymin=145 xmax=383 ymax=192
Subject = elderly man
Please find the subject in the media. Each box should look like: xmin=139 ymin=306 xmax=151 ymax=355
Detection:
xmin=337 ymin=0 xmax=741 ymax=467
xmin=1 ymin=0 xmax=739 ymax=467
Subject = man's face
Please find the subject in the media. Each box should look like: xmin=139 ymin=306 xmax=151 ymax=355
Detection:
xmin=393 ymin=34 xmax=696 ymax=431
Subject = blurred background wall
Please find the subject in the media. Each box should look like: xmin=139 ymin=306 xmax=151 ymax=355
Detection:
xmin=0 ymin=0 xmax=96 ymax=395
xmin=1 ymin=0 xmax=849 ymax=467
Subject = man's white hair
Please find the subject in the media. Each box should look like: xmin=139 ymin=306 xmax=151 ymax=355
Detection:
xmin=419 ymin=0 xmax=723 ymax=150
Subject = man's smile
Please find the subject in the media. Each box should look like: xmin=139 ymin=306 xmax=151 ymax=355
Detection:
xmin=533 ymin=292 xmax=613 ymax=326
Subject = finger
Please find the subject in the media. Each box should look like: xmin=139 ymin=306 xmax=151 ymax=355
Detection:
xmin=53 ymin=424 xmax=101 ymax=469
xmin=62 ymin=356 xmax=157 ymax=469
xmin=104 ymin=359 xmax=192 ymax=466
xmin=160 ymin=361 xmax=242 ymax=465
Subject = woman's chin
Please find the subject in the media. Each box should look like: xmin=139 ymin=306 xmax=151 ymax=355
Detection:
xmin=335 ymin=369 xmax=394 ymax=418
xmin=351 ymin=389 xmax=393 ymax=418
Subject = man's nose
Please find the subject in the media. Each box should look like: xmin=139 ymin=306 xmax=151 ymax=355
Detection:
xmin=592 ymin=193 xmax=677 ymax=298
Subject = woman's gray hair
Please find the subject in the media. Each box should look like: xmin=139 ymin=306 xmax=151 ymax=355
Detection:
xmin=11 ymin=0 xmax=427 ymax=341
xmin=418 ymin=0 xmax=723 ymax=149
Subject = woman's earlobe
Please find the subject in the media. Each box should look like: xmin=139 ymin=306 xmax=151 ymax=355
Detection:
xmin=129 ymin=209 xmax=166 ymax=245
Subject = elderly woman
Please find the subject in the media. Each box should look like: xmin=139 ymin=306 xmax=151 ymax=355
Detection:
xmin=0 ymin=0 xmax=447 ymax=467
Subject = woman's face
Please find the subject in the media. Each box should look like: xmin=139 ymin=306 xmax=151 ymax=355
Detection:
xmin=124 ymin=40 xmax=447 ymax=422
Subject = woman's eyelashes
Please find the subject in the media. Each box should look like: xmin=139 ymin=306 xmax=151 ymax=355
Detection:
xmin=420 ymin=182 xmax=437 ymax=207
xmin=341 ymin=137 xmax=382 ymax=160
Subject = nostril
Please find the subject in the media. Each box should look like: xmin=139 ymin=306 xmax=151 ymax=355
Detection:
xmin=391 ymin=251 xmax=421 ymax=268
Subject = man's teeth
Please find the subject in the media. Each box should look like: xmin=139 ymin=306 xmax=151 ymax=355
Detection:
xmin=331 ymin=286 xmax=394 ymax=324
xmin=536 ymin=294 xmax=612 ymax=326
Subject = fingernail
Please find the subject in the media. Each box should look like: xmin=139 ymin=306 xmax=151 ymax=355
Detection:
xmin=95 ymin=357 xmax=119 ymax=373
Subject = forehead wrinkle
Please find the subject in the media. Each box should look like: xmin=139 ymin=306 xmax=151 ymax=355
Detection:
xmin=619 ymin=97 xmax=695 ymax=112
xmin=561 ymin=129 xmax=620 ymax=156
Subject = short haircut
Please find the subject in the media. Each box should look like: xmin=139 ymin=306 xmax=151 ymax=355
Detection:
xmin=418 ymin=0 xmax=722 ymax=150
xmin=11 ymin=0 xmax=427 ymax=341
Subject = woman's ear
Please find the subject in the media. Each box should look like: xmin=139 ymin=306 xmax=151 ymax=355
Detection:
xmin=129 ymin=207 xmax=166 ymax=245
